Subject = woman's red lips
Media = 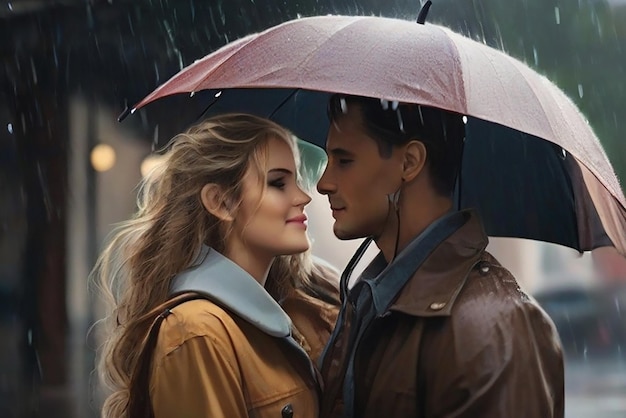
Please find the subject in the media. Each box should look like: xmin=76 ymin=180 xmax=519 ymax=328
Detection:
xmin=286 ymin=214 xmax=307 ymax=223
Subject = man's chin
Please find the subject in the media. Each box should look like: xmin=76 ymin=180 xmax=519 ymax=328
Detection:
xmin=333 ymin=225 xmax=367 ymax=241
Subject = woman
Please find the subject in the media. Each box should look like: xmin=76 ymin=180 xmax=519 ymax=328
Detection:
xmin=94 ymin=113 xmax=338 ymax=418
xmin=267 ymin=253 xmax=340 ymax=364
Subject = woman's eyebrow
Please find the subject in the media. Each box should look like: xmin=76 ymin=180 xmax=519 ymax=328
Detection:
xmin=268 ymin=168 xmax=293 ymax=175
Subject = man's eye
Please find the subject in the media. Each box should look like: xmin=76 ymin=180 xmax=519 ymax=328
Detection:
xmin=338 ymin=159 xmax=353 ymax=165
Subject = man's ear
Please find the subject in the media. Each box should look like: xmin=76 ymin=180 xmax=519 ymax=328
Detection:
xmin=402 ymin=140 xmax=427 ymax=182
xmin=200 ymin=183 xmax=234 ymax=222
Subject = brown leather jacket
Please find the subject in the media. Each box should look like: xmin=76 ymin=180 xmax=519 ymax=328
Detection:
xmin=319 ymin=211 xmax=565 ymax=418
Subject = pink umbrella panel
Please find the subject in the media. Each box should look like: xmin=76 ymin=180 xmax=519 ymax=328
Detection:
xmin=131 ymin=15 xmax=626 ymax=256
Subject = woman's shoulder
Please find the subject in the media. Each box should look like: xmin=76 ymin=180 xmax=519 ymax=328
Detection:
xmin=155 ymin=298 xmax=241 ymax=354
xmin=282 ymin=290 xmax=339 ymax=363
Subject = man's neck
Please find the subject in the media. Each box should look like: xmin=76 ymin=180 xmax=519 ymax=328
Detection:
xmin=376 ymin=195 xmax=453 ymax=263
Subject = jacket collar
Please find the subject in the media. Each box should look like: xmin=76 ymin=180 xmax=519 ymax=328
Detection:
xmin=169 ymin=246 xmax=292 ymax=338
xmin=389 ymin=209 xmax=488 ymax=317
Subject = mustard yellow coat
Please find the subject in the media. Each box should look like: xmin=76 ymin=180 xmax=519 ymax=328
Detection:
xmin=148 ymin=248 xmax=337 ymax=418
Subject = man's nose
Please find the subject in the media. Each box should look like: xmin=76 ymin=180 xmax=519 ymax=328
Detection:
xmin=316 ymin=167 xmax=336 ymax=195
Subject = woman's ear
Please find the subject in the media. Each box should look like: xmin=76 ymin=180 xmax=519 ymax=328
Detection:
xmin=200 ymin=184 xmax=234 ymax=222
xmin=402 ymin=140 xmax=427 ymax=182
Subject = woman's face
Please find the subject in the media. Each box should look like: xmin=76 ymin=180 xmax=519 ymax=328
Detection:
xmin=230 ymin=136 xmax=312 ymax=259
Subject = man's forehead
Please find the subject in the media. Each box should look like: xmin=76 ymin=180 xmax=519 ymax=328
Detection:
xmin=326 ymin=115 xmax=371 ymax=151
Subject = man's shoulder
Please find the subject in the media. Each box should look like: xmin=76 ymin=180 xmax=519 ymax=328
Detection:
xmin=458 ymin=251 xmax=530 ymax=307
xmin=449 ymin=251 xmax=559 ymax=345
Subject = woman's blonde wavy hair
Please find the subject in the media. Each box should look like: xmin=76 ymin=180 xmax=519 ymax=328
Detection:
xmin=93 ymin=113 xmax=337 ymax=418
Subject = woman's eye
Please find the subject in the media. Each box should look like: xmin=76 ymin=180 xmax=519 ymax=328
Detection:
xmin=269 ymin=179 xmax=286 ymax=189
xmin=338 ymin=159 xmax=353 ymax=165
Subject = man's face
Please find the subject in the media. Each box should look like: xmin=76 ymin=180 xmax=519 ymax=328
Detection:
xmin=317 ymin=106 xmax=403 ymax=240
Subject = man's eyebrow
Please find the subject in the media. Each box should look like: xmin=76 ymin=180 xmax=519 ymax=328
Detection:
xmin=327 ymin=148 xmax=355 ymax=157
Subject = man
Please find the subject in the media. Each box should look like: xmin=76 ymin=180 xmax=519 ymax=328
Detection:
xmin=316 ymin=94 xmax=564 ymax=418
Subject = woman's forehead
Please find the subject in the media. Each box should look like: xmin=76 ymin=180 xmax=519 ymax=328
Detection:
xmin=266 ymin=136 xmax=296 ymax=169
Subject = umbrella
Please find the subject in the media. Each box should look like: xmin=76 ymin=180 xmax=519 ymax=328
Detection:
xmin=125 ymin=14 xmax=626 ymax=256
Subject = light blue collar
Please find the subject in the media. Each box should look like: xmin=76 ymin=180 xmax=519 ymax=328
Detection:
xmin=169 ymin=246 xmax=292 ymax=338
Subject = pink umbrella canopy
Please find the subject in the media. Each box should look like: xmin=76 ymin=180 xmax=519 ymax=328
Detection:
xmin=132 ymin=15 xmax=626 ymax=255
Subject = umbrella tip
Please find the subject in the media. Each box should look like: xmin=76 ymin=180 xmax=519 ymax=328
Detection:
xmin=118 ymin=104 xmax=132 ymax=122
xmin=416 ymin=0 xmax=432 ymax=24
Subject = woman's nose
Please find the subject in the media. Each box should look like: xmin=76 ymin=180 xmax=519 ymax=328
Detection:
xmin=294 ymin=186 xmax=312 ymax=206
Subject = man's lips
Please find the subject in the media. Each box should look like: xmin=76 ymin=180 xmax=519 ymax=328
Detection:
xmin=330 ymin=207 xmax=345 ymax=218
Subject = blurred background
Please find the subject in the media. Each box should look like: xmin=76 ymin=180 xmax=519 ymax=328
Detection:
xmin=1 ymin=0 xmax=625 ymax=417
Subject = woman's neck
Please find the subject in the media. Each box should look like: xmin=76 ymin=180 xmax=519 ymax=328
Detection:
xmin=223 ymin=242 xmax=273 ymax=286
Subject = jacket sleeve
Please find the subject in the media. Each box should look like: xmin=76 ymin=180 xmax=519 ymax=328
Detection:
xmin=150 ymin=334 xmax=248 ymax=418
xmin=421 ymin=290 xmax=565 ymax=418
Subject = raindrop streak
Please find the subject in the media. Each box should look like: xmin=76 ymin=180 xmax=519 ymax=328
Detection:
xmin=52 ymin=44 xmax=59 ymax=68
xmin=176 ymin=50 xmax=183 ymax=71
xmin=533 ymin=47 xmax=538 ymax=66
xmin=218 ymin=0 xmax=226 ymax=26
xmin=578 ymin=84 xmax=584 ymax=98
xmin=152 ymin=125 xmax=159 ymax=151
xmin=30 ymin=58 xmax=38 ymax=85
xmin=127 ymin=14 xmax=135 ymax=37
xmin=554 ymin=7 xmax=560 ymax=25
xmin=7 ymin=2 xmax=13 ymax=11
xmin=7 ymin=123 xmax=13 ymax=134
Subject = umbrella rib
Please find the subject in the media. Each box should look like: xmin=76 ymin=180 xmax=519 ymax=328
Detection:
xmin=187 ymin=18 xmax=362 ymax=93
xmin=268 ymin=89 xmax=301 ymax=120
xmin=506 ymin=58 xmax=622 ymax=202
xmin=190 ymin=34 xmax=261 ymax=93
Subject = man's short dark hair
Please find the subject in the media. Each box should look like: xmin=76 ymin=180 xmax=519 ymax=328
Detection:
xmin=328 ymin=94 xmax=465 ymax=197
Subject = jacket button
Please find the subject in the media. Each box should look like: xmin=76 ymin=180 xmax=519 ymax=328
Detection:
xmin=477 ymin=261 xmax=490 ymax=274
xmin=281 ymin=403 xmax=293 ymax=418
xmin=429 ymin=302 xmax=446 ymax=310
